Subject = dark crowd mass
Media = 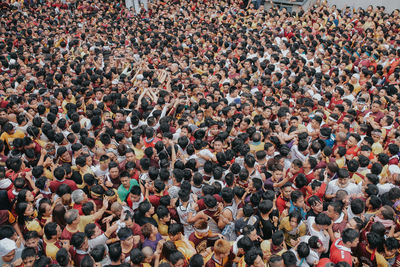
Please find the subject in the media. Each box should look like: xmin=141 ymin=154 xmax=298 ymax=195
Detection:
xmin=0 ymin=0 xmax=399 ymax=266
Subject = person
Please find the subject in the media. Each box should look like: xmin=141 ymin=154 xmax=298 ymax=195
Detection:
xmin=205 ymin=239 xmax=231 ymax=267
xmin=279 ymin=210 xmax=307 ymax=248
xmin=329 ymin=228 xmax=359 ymax=265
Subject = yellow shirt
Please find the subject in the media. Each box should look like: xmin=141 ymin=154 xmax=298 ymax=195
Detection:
xmin=0 ymin=130 xmax=25 ymax=150
xmin=45 ymin=240 xmax=60 ymax=260
xmin=336 ymin=157 xmax=345 ymax=169
xmin=250 ymin=142 xmax=265 ymax=154
xmin=78 ymin=214 xmax=95 ymax=232
xmin=26 ymin=219 xmax=42 ymax=233
xmin=279 ymin=216 xmax=307 ymax=248
xmin=133 ymin=146 xmax=144 ymax=160
xmin=153 ymin=214 xmax=168 ymax=236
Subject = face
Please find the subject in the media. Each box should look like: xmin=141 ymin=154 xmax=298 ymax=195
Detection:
xmin=174 ymin=259 xmax=185 ymax=267
xmin=61 ymin=151 xmax=72 ymax=162
xmin=23 ymin=256 xmax=36 ymax=267
xmin=289 ymin=217 xmax=298 ymax=228
xmin=24 ymin=204 xmax=34 ymax=216
xmin=253 ymin=255 xmax=265 ymax=267
xmin=109 ymin=167 xmax=119 ymax=179
xmin=347 ymin=136 xmax=357 ymax=148
xmin=25 ymin=237 xmax=39 ymax=248
xmin=294 ymin=196 xmax=305 ymax=208
xmin=338 ymin=177 xmax=349 ymax=187
xmin=130 ymin=193 xmax=141 ymax=203
xmin=327 ymin=206 xmax=338 ymax=219
xmin=26 ymin=191 xmax=35 ymax=202
xmin=350 ymin=238 xmax=359 ymax=248
xmin=282 ymin=187 xmax=292 ymax=199
xmin=312 ymin=201 xmax=323 ymax=213
xmin=214 ymin=141 xmax=223 ymax=152
xmin=2 ymin=250 xmax=15 ymax=263
xmin=120 ymin=177 xmax=130 ymax=188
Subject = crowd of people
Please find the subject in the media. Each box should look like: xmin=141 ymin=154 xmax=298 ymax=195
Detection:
xmin=0 ymin=0 xmax=399 ymax=266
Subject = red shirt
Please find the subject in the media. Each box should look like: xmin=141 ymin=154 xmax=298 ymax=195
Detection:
xmin=329 ymin=239 xmax=352 ymax=266
xmin=276 ymin=195 xmax=288 ymax=214
xmin=50 ymin=179 xmax=78 ymax=193
xmin=148 ymin=191 xmax=169 ymax=208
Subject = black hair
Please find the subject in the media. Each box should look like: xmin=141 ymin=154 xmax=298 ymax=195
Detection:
xmin=244 ymin=247 xmax=263 ymax=266
xmin=315 ymin=213 xmax=332 ymax=226
xmin=189 ymin=254 xmax=204 ymax=267
xmin=108 ymin=242 xmax=123 ymax=262
xmin=342 ymin=228 xmax=359 ymax=244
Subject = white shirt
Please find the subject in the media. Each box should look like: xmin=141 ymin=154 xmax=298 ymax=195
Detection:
xmin=326 ymin=180 xmax=360 ymax=196
xmin=306 ymin=217 xmax=330 ymax=253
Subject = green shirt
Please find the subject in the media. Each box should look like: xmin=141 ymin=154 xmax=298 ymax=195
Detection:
xmin=117 ymin=179 xmax=139 ymax=202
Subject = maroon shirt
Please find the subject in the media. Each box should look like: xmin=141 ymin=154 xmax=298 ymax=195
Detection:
xmin=50 ymin=179 xmax=78 ymax=193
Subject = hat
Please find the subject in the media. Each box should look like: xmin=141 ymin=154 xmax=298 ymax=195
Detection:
xmin=0 ymin=238 xmax=16 ymax=257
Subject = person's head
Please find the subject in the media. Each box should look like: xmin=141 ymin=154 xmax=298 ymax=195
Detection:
xmin=167 ymin=251 xmax=185 ymax=267
xmin=213 ymin=239 xmax=231 ymax=259
xmin=237 ymin=236 xmax=253 ymax=256
xmin=346 ymin=217 xmax=365 ymax=231
xmin=56 ymin=248 xmax=71 ymax=267
xmin=258 ymin=199 xmax=273 ymax=215
xmin=138 ymin=200 xmax=154 ymax=217
xmin=44 ymin=222 xmax=61 ymax=241
xmin=271 ymin=230 xmax=284 ymax=248
xmin=342 ymin=228 xmax=359 ymax=248
xmin=244 ymin=247 xmax=264 ymax=267
xmin=296 ymin=242 xmax=310 ymax=260
xmin=24 ymin=231 xmax=40 ymax=249
xmin=268 ymin=255 xmax=283 ymax=267
xmin=90 ymin=245 xmax=106 ymax=263
xmin=168 ymin=223 xmax=184 ymax=241
xmin=315 ymin=213 xmax=332 ymax=231
xmin=308 ymin=195 xmax=323 ymax=214
xmin=281 ymin=182 xmax=293 ymax=199
xmin=384 ymin=237 xmax=399 ymax=258
xmin=288 ymin=210 xmax=302 ymax=228
xmin=21 ymin=247 xmax=37 ymax=267
xmin=71 ymin=232 xmax=88 ymax=251
xmin=80 ymin=255 xmax=95 ymax=267
xmin=350 ymin=198 xmax=365 ymax=217
xmin=367 ymin=231 xmax=384 ymax=252
xmin=327 ymin=201 xmax=342 ymax=220
xmin=117 ymin=227 xmax=134 ymax=245
xmin=64 ymin=209 xmax=80 ymax=225
xmin=108 ymin=242 xmax=123 ymax=263
xmin=282 ymin=250 xmax=297 ymax=267
xmin=141 ymin=223 xmax=158 ymax=239
xmin=0 ymin=238 xmax=17 ymax=263
xmin=290 ymin=190 xmax=304 ymax=208
xmin=129 ymin=186 xmax=142 ymax=202
xmin=189 ymin=254 xmax=204 ymax=267
xmin=377 ymin=205 xmax=395 ymax=221
xmin=337 ymin=168 xmax=350 ymax=187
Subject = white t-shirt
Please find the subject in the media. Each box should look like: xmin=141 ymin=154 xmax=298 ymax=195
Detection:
xmin=306 ymin=217 xmax=330 ymax=253
xmin=300 ymin=236 xmax=321 ymax=266
xmin=197 ymin=149 xmax=214 ymax=166
xmin=326 ymin=180 xmax=360 ymax=196
xmin=89 ymin=234 xmax=108 ymax=250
